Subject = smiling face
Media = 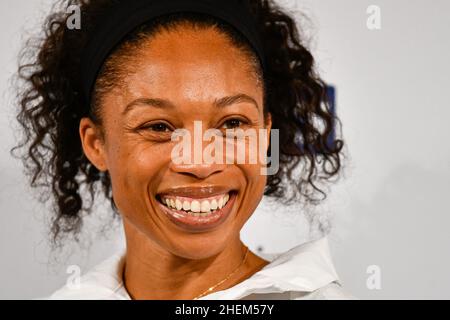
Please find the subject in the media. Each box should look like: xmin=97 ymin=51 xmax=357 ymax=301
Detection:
xmin=80 ymin=24 xmax=271 ymax=260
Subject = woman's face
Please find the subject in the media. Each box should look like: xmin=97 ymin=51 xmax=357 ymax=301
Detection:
xmin=83 ymin=26 xmax=271 ymax=259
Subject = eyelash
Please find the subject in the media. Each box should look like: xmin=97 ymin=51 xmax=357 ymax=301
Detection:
xmin=221 ymin=117 xmax=248 ymax=129
xmin=138 ymin=117 xmax=250 ymax=136
xmin=139 ymin=122 xmax=173 ymax=133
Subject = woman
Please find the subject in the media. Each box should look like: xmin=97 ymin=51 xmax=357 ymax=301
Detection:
xmin=12 ymin=0 xmax=350 ymax=299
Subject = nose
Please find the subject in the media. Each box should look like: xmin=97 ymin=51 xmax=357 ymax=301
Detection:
xmin=169 ymin=162 xmax=227 ymax=180
xmin=168 ymin=121 xmax=228 ymax=179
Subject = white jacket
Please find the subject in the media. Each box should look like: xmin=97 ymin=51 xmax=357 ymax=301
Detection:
xmin=46 ymin=236 xmax=355 ymax=300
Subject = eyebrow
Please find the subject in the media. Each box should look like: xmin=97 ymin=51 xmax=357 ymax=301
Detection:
xmin=122 ymin=93 xmax=259 ymax=115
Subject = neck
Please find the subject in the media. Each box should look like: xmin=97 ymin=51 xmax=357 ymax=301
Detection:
xmin=122 ymin=219 xmax=268 ymax=300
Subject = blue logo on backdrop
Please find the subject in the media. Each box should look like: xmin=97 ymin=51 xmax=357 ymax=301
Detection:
xmin=294 ymin=85 xmax=337 ymax=152
xmin=326 ymin=85 xmax=337 ymax=149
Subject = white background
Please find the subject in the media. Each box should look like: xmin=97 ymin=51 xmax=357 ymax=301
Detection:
xmin=1 ymin=0 xmax=449 ymax=299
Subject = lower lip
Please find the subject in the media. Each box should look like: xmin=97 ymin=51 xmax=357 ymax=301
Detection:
xmin=157 ymin=192 xmax=237 ymax=233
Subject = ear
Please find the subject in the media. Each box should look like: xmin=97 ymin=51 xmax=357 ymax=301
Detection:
xmin=79 ymin=117 xmax=108 ymax=172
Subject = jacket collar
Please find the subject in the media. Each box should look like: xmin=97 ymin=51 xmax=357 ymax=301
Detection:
xmin=197 ymin=236 xmax=340 ymax=299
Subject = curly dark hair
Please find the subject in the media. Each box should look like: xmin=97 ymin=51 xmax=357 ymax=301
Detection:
xmin=11 ymin=0 xmax=344 ymax=245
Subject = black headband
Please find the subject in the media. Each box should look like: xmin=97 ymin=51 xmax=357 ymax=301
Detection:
xmin=80 ymin=0 xmax=267 ymax=105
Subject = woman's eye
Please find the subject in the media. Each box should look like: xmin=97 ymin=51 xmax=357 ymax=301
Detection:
xmin=222 ymin=118 xmax=245 ymax=129
xmin=142 ymin=123 xmax=171 ymax=132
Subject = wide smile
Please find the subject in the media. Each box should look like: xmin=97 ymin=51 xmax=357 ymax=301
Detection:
xmin=155 ymin=190 xmax=238 ymax=233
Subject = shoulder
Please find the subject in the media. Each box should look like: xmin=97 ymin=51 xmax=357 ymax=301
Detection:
xmin=290 ymin=282 xmax=357 ymax=300
xmin=42 ymin=251 xmax=129 ymax=300
xmin=313 ymin=282 xmax=357 ymax=300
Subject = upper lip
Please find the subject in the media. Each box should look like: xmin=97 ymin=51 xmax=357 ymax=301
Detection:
xmin=157 ymin=185 xmax=235 ymax=198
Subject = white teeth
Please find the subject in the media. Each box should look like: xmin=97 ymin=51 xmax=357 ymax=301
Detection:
xmin=191 ymin=200 xmax=200 ymax=213
xmin=175 ymin=199 xmax=182 ymax=210
xmin=161 ymin=192 xmax=232 ymax=215
xmin=218 ymin=194 xmax=229 ymax=209
xmin=201 ymin=200 xmax=211 ymax=212
xmin=210 ymin=199 xmax=218 ymax=210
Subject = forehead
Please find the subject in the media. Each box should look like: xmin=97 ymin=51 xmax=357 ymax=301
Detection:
xmin=117 ymin=26 xmax=262 ymax=104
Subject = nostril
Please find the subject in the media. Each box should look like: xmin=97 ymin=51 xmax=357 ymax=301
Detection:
xmin=169 ymin=162 xmax=227 ymax=180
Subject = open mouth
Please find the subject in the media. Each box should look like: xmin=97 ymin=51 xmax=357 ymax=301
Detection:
xmin=155 ymin=190 xmax=238 ymax=232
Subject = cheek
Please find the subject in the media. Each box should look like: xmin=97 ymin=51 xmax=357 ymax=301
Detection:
xmin=243 ymin=163 xmax=267 ymax=190
xmin=107 ymin=139 xmax=170 ymax=214
xmin=237 ymin=162 xmax=267 ymax=214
